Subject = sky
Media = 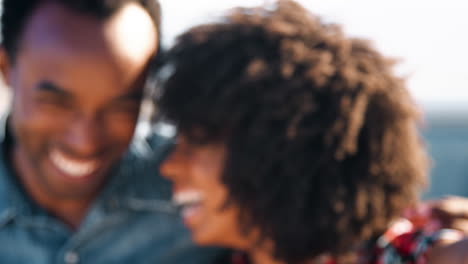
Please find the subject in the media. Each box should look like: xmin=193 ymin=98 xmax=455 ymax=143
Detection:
xmin=159 ymin=0 xmax=468 ymax=112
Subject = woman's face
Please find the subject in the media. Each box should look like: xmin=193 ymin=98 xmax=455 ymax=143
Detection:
xmin=159 ymin=135 xmax=250 ymax=249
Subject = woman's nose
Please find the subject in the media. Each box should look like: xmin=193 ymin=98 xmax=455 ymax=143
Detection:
xmin=159 ymin=145 xmax=185 ymax=181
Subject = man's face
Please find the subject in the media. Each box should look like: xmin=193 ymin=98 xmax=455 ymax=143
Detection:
xmin=2 ymin=2 xmax=158 ymax=200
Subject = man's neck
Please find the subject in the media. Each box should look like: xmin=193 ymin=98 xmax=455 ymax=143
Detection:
xmin=11 ymin=145 xmax=95 ymax=230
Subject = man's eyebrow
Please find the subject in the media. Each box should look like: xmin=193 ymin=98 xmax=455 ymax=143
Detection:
xmin=36 ymin=81 xmax=71 ymax=97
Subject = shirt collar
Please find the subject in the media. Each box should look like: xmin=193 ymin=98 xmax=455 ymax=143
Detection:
xmin=0 ymin=111 xmax=10 ymax=143
xmin=0 ymin=114 xmax=26 ymax=226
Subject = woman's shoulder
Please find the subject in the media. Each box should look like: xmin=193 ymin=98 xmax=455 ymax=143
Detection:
xmin=212 ymin=250 xmax=250 ymax=264
xmin=427 ymin=239 xmax=468 ymax=264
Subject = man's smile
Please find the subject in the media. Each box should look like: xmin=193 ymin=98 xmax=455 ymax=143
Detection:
xmin=49 ymin=149 xmax=99 ymax=178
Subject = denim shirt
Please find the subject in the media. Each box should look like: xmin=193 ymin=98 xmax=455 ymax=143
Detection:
xmin=0 ymin=118 xmax=221 ymax=264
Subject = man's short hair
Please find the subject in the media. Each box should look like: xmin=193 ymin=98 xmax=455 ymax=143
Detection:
xmin=1 ymin=0 xmax=161 ymax=62
xmin=158 ymin=0 xmax=428 ymax=263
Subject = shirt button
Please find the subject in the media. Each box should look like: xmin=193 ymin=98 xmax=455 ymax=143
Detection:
xmin=64 ymin=251 xmax=79 ymax=264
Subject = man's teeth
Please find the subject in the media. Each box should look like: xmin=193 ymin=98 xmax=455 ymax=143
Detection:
xmin=50 ymin=150 xmax=98 ymax=178
xmin=173 ymin=190 xmax=204 ymax=207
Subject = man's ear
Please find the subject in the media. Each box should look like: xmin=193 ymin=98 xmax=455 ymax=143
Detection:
xmin=0 ymin=46 xmax=12 ymax=87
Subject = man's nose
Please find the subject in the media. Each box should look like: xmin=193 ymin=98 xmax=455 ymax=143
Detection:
xmin=63 ymin=115 xmax=104 ymax=157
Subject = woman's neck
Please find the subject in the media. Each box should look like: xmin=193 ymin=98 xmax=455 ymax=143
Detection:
xmin=248 ymin=248 xmax=285 ymax=264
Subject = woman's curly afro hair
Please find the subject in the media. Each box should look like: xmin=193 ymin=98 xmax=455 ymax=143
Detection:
xmin=157 ymin=0 xmax=428 ymax=263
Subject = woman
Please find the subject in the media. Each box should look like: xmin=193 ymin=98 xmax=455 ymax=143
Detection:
xmin=156 ymin=1 xmax=441 ymax=263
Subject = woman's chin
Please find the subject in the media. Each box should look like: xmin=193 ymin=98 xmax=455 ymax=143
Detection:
xmin=190 ymin=233 xmax=223 ymax=247
xmin=191 ymin=229 xmax=251 ymax=250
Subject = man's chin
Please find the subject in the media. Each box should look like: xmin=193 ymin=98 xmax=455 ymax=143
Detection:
xmin=40 ymin=161 xmax=111 ymax=200
xmin=42 ymin=173 xmax=109 ymax=200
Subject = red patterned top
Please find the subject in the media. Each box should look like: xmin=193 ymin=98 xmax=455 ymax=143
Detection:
xmin=224 ymin=218 xmax=463 ymax=264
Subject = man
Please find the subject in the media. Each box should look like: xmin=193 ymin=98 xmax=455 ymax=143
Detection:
xmin=0 ymin=0 xmax=220 ymax=263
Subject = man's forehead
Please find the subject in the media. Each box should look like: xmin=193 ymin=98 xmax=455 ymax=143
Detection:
xmin=104 ymin=3 xmax=159 ymax=65
xmin=19 ymin=1 xmax=158 ymax=63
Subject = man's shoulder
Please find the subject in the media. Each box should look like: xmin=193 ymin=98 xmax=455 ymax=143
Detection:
xmin=111 ymin=123 xmax=175 ymax=202
xmin=0 ymin=150 xmax=15 ymax=228
xmin=129 ymin=122 xmax=174 ymax=163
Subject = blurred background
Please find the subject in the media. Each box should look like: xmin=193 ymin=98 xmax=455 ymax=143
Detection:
xmin=0 ymin=0 xmax=467 ymax=198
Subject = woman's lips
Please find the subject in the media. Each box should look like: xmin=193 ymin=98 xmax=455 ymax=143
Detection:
xmin=173 ymin=189 xmax=204 ymax=224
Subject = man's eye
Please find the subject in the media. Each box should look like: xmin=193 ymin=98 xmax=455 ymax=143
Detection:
xmin=105 ymin=103 xmax=140 ymax=119
xmin=36 ymin=95 xmax=70 ymax=109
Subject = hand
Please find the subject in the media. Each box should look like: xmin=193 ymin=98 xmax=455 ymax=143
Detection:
xmin=429 ymin=196 xmax=468 ymax=234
